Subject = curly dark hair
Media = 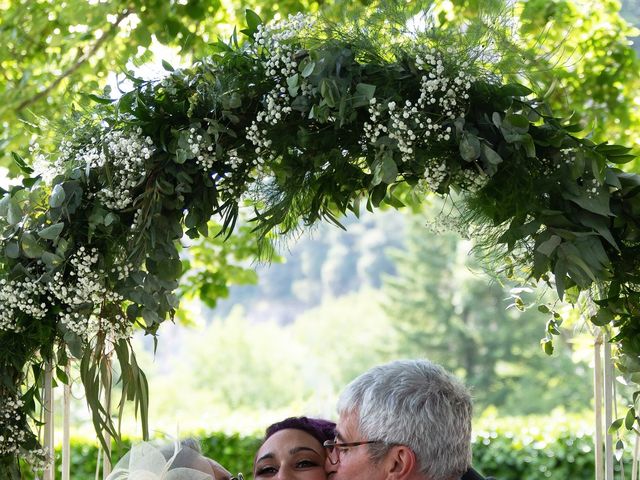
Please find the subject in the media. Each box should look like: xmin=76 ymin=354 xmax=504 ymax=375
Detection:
xmin=265 ymin=416 xmax=336 ymax=445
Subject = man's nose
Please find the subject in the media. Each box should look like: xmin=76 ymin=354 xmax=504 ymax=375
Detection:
xmin=325 ymin=454 xmax=338 ymax=473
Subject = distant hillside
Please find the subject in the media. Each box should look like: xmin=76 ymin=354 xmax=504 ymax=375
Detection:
xmin=622 ymin=0 xmax=640 ymax=53
xmin=208 ymin=209 xmax=407 ymax=323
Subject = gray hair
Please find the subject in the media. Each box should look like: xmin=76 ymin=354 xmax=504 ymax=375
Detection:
xmin=337 ymin=359 xmax=472 ymax=480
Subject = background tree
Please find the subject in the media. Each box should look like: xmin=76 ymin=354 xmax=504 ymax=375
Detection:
xmin=382 ymin=208 xmax=593 ymax=414
xmin=1 ymin=0 xmax=638 ymax=176
xmin=0 ymin=0 xmax=359 ymax=173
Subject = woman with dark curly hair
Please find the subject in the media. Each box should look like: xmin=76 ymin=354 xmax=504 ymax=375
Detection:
xmin=253 ymin=416 xmax=336 ymax=480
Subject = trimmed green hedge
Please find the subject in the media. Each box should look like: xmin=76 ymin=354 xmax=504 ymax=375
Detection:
xmin=19 ymin=428 xmax=626 ymax=479
xmin=474 ymin=429 xmax=598 ymax=479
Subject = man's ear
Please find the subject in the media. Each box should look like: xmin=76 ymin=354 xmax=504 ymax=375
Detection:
xmin=384 ymin=445 xmax=418 ymax=480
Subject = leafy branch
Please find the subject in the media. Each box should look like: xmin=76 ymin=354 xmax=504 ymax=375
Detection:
xmin=14 ymin=10 xmax=132 ymax=113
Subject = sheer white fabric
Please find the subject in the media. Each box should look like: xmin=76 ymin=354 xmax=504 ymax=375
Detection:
xmin=107 ymin=442 xmax=213 ymax=480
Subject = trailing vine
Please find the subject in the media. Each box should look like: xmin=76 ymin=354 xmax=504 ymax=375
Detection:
xmin=1 ymin=8 xmax=638 ymax=477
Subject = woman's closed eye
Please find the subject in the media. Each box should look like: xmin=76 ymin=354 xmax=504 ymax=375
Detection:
xmin=295 ymin=459 xmax=320 ymax=469
xmin=255 ymin=465 xmax=278 ymax=476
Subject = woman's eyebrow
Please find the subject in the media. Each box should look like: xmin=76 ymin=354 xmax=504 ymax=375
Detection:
xmin=289 ymin=446 xmax=320 ymax=455
xmin=256 ymin=452 xmax=275 ymax=463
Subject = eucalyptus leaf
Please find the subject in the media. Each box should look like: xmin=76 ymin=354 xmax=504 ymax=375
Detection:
xmin=546 ymin=318 xmax=561 ymax=335
xmin=540 ymin=337 xmax=554 ymax=355
xmin=625 ymin=407 xmax=636 ymax=430
xmin=491 ymin=112 xmax=502 ymax=128
xmin=5 ymin=241 xmax=20 ymax=258
xmin=608 ymin=418 xmax=624 ymax=434
xmin=49 ymin=184 xmax=66 ymax=208
xmin=301 ymin=60 xmax=315 ymax=78
xmin=142 ymin=308 xmax=159 ymax=327
xmin=481 ymin=144 xmax=502 ymax=165
xmin=104 ymin=212 xmax=117 ymax=226
xmin=287 ymin=74 xmax=299 ymax=97
xmin=38 ymin=222 xmax=64 ymax=241
xmin=175 ymin=149 xmax=188 ymax=164
xmin=320 ymin=78 xmax=340 ymax=108
xmin=63 ymin=330 xmax=85 ymax=359
xmin=380 ymin=155 xmax=398 ymax=184
xmin=21 ymin=232 xmax=43 ymax=258
xmin=41 ymin=252 xmax=64 ymax=268
xmin=522 ymin=135 xmax=536 ymax=158
xmin=537 ymin=235 xmax=562 ymax=257
xmin=504 ymin=114 xmax=529 ymax=133
xmin=355 ymin=83 xmax=376 ymax=100
xmin=0 ymin=194 xmax=9 ymax=217
xmin=7 ymin=199 xmax=22 ymax=226
xmin=459 ymin=132 xmax=481 ymax=162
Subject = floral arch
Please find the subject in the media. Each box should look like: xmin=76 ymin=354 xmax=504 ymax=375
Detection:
xmin=1 ymin=9 xmax=639 ymax=477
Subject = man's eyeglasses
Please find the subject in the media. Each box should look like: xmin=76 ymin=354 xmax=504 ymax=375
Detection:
xmin=230 ymin=474 xmax=244 ymax=480
xmin=323 ymin=439 xmax=384 ymax=465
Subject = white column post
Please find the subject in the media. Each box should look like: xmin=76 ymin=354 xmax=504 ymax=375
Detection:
xmin=594 ymin=332 xmax=604 ymax=480
xmin=102 ymin=356 xmax=112 ymax=479
xmin=43 ymin=362 xmax=55 ymax=480
xmin=62 ymin=363 xmax=71 ymax=480
xmin=604 ymin=332 xmax=614 ymax=480
xmin=632 ymin=434 xmax=639 ymax=480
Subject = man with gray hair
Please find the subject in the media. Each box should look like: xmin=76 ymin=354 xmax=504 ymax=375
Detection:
xmin=324 ymin=359 xmax=491 ymax=480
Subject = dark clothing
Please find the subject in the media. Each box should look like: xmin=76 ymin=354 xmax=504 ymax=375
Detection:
xmin=461 ymin=467 xmax=495 ymax=480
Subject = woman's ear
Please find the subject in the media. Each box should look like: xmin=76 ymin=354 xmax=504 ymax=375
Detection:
xmin=384 ymin=445 xmax=418 ymax=480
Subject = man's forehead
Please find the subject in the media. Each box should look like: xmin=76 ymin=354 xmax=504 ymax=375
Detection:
xmin=336 ymin=411 xmax=359 ymax=439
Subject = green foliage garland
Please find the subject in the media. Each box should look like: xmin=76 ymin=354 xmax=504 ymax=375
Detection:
xmin=0 ymin=8 xmax=638 ymax=476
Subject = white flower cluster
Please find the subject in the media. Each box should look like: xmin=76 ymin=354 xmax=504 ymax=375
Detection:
xmin=0 ymin=396 xmax=27 ymax=456
xmin=247 ymin=14 xmax=315 ymax=166
xmin=34 ymin=137 xmax=93 ymax=185
xmin=130 ymin=208 xmax=145 ymax=232
xmin=0 ymin=276 xmax=47 ymax=333
xmin=49 ymin=247 xmax=130 ymax=343
xmin=456 ymin=166 xmax=488 ymax=192
xmin=421 ymin=158 xmax=487 ymax=193
xmin=33 ymin=152 xmax=65 ymax=185
xmin=227 ymin=149 xmax=244 ymax=171
xmin=363 ymin=48 xmax=474 ymax=165
xmin=0 ymin=394 xmax=49 ymax=467
xmin=24 ymin=447 xmax=51 ymax=472
xmin=83 ymin=129 xmax=154 ymax=210
xmin=254 ymin=13 xmax=314 ymax=47
xmin=422 ymin=157 xmax=449 ymax=191
xmin=362 ymin=98 xmax=388 ymax=148
xmin=425 ymin=213 xmax=471 ymax=239
xmin=112 ymin=262 xmax=133 ymax=281
xmin=415 ymin=49 xmax=472 ymax=119
xmin=183 ymin=127 xmax=216 ymax=171
xmin=585 ymin=178 xmax=600 ymax=197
